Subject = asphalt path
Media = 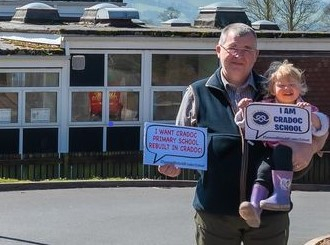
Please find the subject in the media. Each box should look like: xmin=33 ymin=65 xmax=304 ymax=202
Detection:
xmin=0 ymin=187 xmax=329 ymax=245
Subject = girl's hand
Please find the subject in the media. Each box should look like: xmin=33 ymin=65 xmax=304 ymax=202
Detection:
xmin=296 ymin=102 xmax=310 ymax=108
xmin=237 ymin=98 xmax=253 ymax=110
xmin=311 ymin=113 xmax=321 ymax=130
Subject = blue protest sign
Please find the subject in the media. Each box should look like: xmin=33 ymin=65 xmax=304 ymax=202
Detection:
xmin=143 ymin=122 xmax=207 ymax=170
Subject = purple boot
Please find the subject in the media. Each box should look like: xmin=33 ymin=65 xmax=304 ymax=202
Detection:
xmin=239 ymin=184 xmax=269 ymax=228
xmin=260 ymin=170 xmax=293 ymax=211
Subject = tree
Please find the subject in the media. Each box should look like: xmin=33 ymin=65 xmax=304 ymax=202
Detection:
xmin=319 ymin=3 xmax=330 ymax=31
xmin=239 ymin=0 xmax=277 ymax=22
xmin=158 ymin=7 xmax=181 ymax=21
xmin=275 ymin=0 xmax=322 ymax=31
xmin=239 ymin=0 xmax=323 ymax=31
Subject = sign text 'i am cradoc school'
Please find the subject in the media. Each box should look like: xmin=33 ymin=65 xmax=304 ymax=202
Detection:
xmin=143 ymin=122 xmax=207 ymax=171
xmin=244 ymin=102 xmax=312 ymax=143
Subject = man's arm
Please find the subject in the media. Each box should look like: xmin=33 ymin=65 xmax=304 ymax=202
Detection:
xmin=158 ymin=87 xmax=196 ymax=177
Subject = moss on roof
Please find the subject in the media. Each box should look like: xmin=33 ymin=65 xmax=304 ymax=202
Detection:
xmin=0 ymin=38 xmax=64 ymax=55
xmin=1 ymin=21 xmax=330 ymax=56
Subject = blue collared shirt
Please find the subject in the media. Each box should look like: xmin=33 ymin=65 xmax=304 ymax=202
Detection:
xmin=221 ymin=71 xmax=257 ymax=113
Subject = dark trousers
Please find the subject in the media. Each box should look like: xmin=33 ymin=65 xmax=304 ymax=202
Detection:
xmin=272 ymin=145 xmax=293 ymax=171
xmin=194 ymin=211 xmax=289 ymax=245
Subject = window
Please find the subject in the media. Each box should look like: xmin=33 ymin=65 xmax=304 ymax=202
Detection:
xmin=25 ymin=92 xmax=57 ymax=123
xmin=68 ymin=51 xmax=217 ymax=151
xmin=70 ymin=53 xmax=142 ymax=123
xmin=108 ymin=54 xmax=141 ymax=86
xmin=70 ymin=54 xmax=104 ymax=86
xmin=72 ymin=91 xmax=103 ymax=122
xmin=107 ymin=54 xmax=141 ymax=121
xmin=0 ymin=69 xmax=61 ymax=154
xmin=152 ymin=54 xmax=217 ymax=86
xmin=107 ymin=127 xmax=140 ymax=151
xmin=153 ymin=91 xmax=182 ymax=120
xmin=109 ymin=91 xmax=139 ymax=121
xmin=23 ymin=128 xmax=58 ymax=153
xmin=0 ymin=93 xmax=18 ymax=123
xmin=0 ymin=129 xmax=19 ymax=154
xmin=0 ymin=72 xmax=59 ymax=87
xmin=69 ymin=53 xmax=142 ymax=152
xmin=151 ymin=53 xmax=218 ymax=121
xmin=69 ymin=127 xmax=103 ymax=152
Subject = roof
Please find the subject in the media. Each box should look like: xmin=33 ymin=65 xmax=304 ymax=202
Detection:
xmin=2 ymin=20 xmax=330 ymax=37
xmin=1 ymin=18 xmax=330 ymax=55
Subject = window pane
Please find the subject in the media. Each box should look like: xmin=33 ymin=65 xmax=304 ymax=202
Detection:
xmin=0 ymin=73 xmax=13 ymax=87
xmin=109 ymin=91 xmax=139 ymax=121
xmin=107 ymin=127 xmax=140 ymax=151
xmin=69 ymin=127 xmax=103 ymax=152
xmin=25 ymin=73 xmax=59 ymax=87
xmin=0 ymin=72 xmax=59 ymax=87
xmin=153 ymin=91 xmax=182 ymax=120
xmin=72 ymin=91 xmax=102 ymax=122
xmin=70 ymin=54 xmax=104 ymax=86
xmin=23 ymin=128 xmax=58 ymax=153
xmin=0 ymin=129 xmax=19 ymax=154
xmin=108 ymin=54 xmax=141 ymax=86
xmin=0 ymin=93 xmax=18 ymax=123
xmin=152 ymin=54 xmax=218 ymax=86
xmin=25 ymin=92 xmax=57 ymax=123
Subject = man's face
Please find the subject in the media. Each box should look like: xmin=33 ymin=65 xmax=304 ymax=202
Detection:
xmin=216 ymin=32 xmax=259 ymax=86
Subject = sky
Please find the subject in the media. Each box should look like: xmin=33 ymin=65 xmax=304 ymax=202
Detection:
xmin=125 ymin=0 xmax=240 ymax=24
xmin=125 ymin=0 xmax=330 ymax=26
xmin=126 ymin=0 xmax=329 ymax=9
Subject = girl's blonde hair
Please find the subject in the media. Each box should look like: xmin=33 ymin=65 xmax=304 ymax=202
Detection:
xmin=263 ymin=59 xmax=308 ymax=97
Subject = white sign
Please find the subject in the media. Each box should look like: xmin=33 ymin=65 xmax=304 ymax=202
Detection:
xmin=143 ymin=122 xmax=207 ymax=170
xmin=31 ymin=108 xmax=50 ymax=123
xmin=0 ymin=109 xmax=11 ymax=123
xmin=245 ymin=103 xmax=311 ymax=143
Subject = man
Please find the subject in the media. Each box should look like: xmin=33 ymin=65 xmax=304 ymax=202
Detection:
xmin=158 ymin=23 xmax=288 ymax=245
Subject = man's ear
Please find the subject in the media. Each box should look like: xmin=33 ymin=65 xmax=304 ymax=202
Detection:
xmin=216 ymin=45 xmax=221 ymax=58
xmin=254 ymin=50 xmax=260 ymax=61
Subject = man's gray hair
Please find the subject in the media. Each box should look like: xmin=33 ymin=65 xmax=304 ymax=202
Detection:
xmin=219 ymin=23 xmax=257 ymax=46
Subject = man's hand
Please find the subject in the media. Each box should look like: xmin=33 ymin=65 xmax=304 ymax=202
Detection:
xmin=158 ymin=164 xmax=181 ymax=178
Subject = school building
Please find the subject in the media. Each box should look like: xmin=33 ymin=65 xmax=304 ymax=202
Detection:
xmin=0 ymin=0 xmax=329 ymax=182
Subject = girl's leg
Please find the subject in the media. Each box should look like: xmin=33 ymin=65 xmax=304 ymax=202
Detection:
xmin=239 ymin=183 xmax=269 ymax=228
xmin=260 ymin=145 xmax=293 ymax=211
xmin=239 ymin=160 xmax=271 ymax=228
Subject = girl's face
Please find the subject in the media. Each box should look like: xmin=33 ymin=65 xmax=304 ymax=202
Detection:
xmin=272 ymin=77 xmax=301 ymax=104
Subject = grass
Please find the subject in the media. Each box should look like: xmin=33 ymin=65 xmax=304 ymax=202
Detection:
xmin=0 ymin=178 xmax=22 ymax=183
xmin=0 ymin=177 xmax=131 ymax=183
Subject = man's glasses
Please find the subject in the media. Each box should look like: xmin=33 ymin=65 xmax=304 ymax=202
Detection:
xmin=220 ymin=45 xmax=256 ymax=57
